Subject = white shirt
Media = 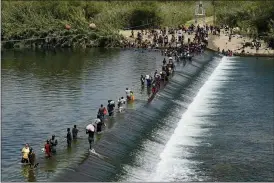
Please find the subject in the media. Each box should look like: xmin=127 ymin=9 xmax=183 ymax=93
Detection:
xmin=125 ymin=89 xmax=131 ymax=97
xmin=94 ymin=119 xmax=101 ymax=124
xmin=118 ymin=98 xmax=126 ymax=106
xmin=178 ymin=30 xmax=182 ymax=36
xmin=120 ymin=98 xmax=126 ymax=104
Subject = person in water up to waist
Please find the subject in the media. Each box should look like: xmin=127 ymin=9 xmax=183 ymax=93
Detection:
xmin=72 ymin=125 xmax=79 ymax=139
xmin=94 ymin=118 xmax=103 ymax=133
xmin=107 ymin=100 xmax=115 ymax=116
xmin=97 ymin=104 xmax=107 ymax=121
xmin=140 ymin=75 xmax=145 ymax=86
xmin=125 ymin=88 xmax=131 ymax=100
xmin=118 ymin=97 xmax=126 ymax=112
xmin=130 ymin=91 xmax=135 ymax=100
xmin=28 ymin=148 xmax=37 ymax=168
xmin=66 ymin=128 xmax=72 ymax=147
xmin=152 ymin=83 xmax=157 ymax=94
xmin=146 ymin=75 xmax=152 ymax=87
xmin=44 ymin=140 xmax=51 ymax=158
xmin=49 ymin=135 xmax=58 ymax=154
xmin=21 ymin=143 xmax=30 ymax=163
xmin=154 ymin=70 xmax=158 ymax=78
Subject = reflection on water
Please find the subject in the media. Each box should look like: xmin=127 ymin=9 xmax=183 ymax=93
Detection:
xmin=21 ymin=165 xmax=37 ymax=182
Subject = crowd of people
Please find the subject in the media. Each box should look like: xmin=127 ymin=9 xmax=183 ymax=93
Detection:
xmin=122 ymin=23 xmax=219 ymax=49
xmin=20 ymin=23 xmax=211 ymax=168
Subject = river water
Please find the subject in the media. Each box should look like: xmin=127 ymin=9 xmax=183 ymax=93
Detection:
xmin=1 ymin=48 xmax=274 ymax=182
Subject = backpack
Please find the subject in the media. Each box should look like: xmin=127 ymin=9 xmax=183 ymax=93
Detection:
xmin=103 ymin=107 xmax=107 ymax=115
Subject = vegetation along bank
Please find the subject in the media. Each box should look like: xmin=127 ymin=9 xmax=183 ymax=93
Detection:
xmin=1 ymin=1 xmax=274 ymax=50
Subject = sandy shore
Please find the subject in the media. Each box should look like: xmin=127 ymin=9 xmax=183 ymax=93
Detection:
xmin=209 ymin=31 xmax=274 ymax=56
xmin=119 ymin=28 xmax=274 ymax=57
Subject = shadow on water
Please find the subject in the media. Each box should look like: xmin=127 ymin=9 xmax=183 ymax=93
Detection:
xmin=54 ymin=51 xmax=222 ymax=182
xmin=1 ymin=48 xmax=120 ymax=82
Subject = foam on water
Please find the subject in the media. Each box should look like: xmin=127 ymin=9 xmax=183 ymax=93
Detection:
xmin=150 ymin=56 xmax=232 ymax=181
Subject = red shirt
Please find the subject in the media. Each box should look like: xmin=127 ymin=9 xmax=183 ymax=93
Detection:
xmin=45 ymin=144 xmax=51 ymax=154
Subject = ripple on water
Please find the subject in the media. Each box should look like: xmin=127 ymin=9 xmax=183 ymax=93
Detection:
xmin=1 ymin=48 xmax=166 ymax=181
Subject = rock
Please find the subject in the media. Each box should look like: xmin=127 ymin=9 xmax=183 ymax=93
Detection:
xmin=89 ymin=23 xmax=96 ymax=29
xmin=65 ymin=24 xmax=71 ymax=30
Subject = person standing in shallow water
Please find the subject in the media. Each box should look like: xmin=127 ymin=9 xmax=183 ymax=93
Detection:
xmin=21 ymin=143 xmax=30 ymax=163
xmin=140 ymin=75 xmax=145 ymax=86
xmin=97 ymin=104 xmax=107 ymax=122
xmin=49 ymin=135 xmax=58 ymax=154
xmin=72 ymin=125 xmax=79 ymax=140
xmin=28 ymin=148 xmax=38 ymax=168
xmin=86 ymin=127 xmax=95 ymax=150
xmin=107 ymin=100 xmax=115 ymax=116
xmin=66 ymin=128 xmax=72 ymax=147
xmin=44 ymin=140 xmax=51 ymax=158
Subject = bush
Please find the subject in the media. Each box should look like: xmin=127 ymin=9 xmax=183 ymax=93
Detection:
xmin=128 ymin=5 xmax=162 ymax=29
xmin=215 ymin=1 xmax=274 ymax=43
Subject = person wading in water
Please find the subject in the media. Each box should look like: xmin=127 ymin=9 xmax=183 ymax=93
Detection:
xmin=21 ymin=143 xmax=30 ymax=164
xmin=44 ymin=140 xmax=51 ymax=158
xmin=28 ymin=148 xmax=38 ymax=168
xmin=86 ymin=126 xmax=95 ymax=150
xmin=107 ymin=100 xmax=115 ymax=117
xmin=66 ymin=128 xmax=72 ymax=148
xmin=97 ymin=104 xmax=107 ymax=123
xmin=140 ymin=75 xmax=145 ymax=86
xmin=72 ymin=125 xmax=79 ymax=140
xmin=49 ymin=135 xmax=58 ymax=154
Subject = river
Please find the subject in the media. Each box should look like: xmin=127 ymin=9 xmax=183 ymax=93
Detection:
xmin=1 ymin=48 xmax=274 ymax=182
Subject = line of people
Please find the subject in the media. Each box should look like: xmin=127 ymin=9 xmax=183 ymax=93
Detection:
xmin=86 ymin=88 xmax=135 ymax=150
xmin=21 ymin=87 xmax=136 ymax=167
xmin=140 ymin=56 xmax=176 ymax=99
xmin=21 ymin=52 xmax=185 ymax=165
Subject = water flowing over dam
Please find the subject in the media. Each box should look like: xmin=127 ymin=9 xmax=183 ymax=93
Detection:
xmin=55 ymin=51 xmax=223 ymax=181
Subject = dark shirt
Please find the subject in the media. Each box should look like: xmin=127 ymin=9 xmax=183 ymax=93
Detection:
xmin=67 ymin=132 xmax=72 ymax=141
xmin=50 ymin=139 xmax=57 ymax=146
xmin=140 ymin=77 xmax=145 ymax=84
xmin=72 ymin=128 xmax=79 ymax=139
xmin=107 ymin=102 xmax=115 ymax=112
xmin=96 ymin=122 xmax=103 ymax=132
xmin=28 ymin=152 xmax=35 ymax=165
xmin=87 ymin=130 xmax=95 ymax=138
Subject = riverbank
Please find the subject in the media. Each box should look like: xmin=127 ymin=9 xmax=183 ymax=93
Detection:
xmin=208 ymin=31 xmax=274 ymax=57
xmin=119 ymin=13 xmax=274 ymax=57
xmin=119 ymin=28 xmax=274 ymax=57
